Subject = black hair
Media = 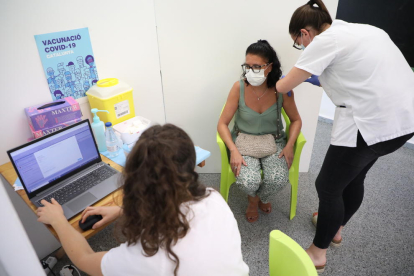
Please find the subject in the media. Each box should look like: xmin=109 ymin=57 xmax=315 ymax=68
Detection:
xmin=242 ymin=40 xmax=282 ymax=88
xmin=289 ymin=0 xmax=332 ymax=36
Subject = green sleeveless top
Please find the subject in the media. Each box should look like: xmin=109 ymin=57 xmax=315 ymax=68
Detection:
xmin=231 ymin=80 xmax=286 ymax=144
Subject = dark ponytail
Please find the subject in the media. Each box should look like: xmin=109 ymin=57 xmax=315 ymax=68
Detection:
xmin=289 ymin=0 xmax=332 ymax=36
xmin=243 ymin=39 xmax=282 ymax=88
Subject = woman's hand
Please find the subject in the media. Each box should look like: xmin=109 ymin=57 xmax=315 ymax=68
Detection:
xmin=80 ymin=206 xmax=122 ymax=230
xmin=230 ymin=149 xmax=247 ymax=177
xmin=279 ymin=145 xmax=294 ymax=169
xmin=36 ymin=198 xmax=67 ymax=226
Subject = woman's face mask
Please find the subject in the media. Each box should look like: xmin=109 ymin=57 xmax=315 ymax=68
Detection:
xmin=245 ymin=63 xmax=271 ymax=86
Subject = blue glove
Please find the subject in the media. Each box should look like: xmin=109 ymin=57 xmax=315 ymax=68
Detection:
xmin=304 ymin=75 xmax=320 ymax=86
xmin=280 ymin=75 xmax=292 ymax=97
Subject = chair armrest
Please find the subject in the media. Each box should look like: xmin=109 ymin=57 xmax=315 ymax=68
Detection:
xmin=217 ymin=131 xmax=230 ymax=168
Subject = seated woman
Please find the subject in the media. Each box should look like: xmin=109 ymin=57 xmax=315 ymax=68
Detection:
xmin=36 ymin=124 xmax=249 ymax=276
xmin=217 ymin=40 xmax=302 ymax=223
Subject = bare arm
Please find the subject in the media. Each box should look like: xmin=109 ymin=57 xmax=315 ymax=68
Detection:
xmin=279 ymin=91 xmax=302 ymax=168
xmin=276 ymin=67 xmax=312 ymax=93
xmin=218 ymin=81 xmax=239 ymax=152
xmin=37 ymin=199 xmax=106 ymax=276
xmin=217 ymin=81 xmax=246 ymax=177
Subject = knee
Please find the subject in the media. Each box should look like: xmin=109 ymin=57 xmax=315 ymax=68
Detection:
xmin=263 ymin=166 xmax=289 ymax=185
xmin=236 ymin=170 xmax=261 ymax=186
xmin=315 ymin=175 xmax=342 ymax=200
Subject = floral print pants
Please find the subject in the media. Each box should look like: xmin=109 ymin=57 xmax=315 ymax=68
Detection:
xmin=235 ymin=142 xmax=290 ymax=203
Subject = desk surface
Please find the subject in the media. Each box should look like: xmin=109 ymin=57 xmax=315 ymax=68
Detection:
xmin=0 ymin=155 xmax=124 ymax=240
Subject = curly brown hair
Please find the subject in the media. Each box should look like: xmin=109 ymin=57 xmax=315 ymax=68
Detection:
xmin=117 ymin=124 xmax=209 ymax=275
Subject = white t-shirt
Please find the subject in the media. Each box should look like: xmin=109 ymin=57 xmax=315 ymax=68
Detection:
xmin=296 ymin=20 xmax=414 ymax=147
xmin=101 ymin=189 xmax=249 ymax=276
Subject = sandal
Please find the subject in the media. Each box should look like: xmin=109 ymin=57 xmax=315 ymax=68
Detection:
xmin=246 ymin=196 xmax=259 ymax=223
xmin=315 ymin=264 xmax=326 ymax=274
xmin=258 ymin=200 xmax=272 ymax=214
xmin=312 ymin=212 xmax=342 ymax=247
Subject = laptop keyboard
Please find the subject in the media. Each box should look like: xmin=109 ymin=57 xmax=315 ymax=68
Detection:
xmin=36 ymin=165 xmax=117 ymax=207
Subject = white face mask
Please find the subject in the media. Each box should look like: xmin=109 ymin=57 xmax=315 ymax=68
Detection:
xmin=245 ymin=66 xmax=269 ymax=86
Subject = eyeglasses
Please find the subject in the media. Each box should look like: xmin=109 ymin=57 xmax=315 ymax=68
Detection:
xmin=292 ymin=34 xmax=302 ymax=50
xmin=241 ymin=63 xmax=271 ymax=73
xmin=292 ymin=30 xmax=310 ymax=50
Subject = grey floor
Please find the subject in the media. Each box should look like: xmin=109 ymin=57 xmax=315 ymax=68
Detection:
xmin=51 ymin=120 xmax=414 ymax=276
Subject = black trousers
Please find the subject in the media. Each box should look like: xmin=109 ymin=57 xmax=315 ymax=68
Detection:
xmin=313 ymin=131 xmax=414 ymax=249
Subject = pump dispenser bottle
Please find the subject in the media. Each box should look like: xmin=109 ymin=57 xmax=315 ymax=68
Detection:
xmin=91 ymin=108 xmax=109 ymax=152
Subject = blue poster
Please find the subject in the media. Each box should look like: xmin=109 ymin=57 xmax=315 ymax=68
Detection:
xmin=35 ymin=28 xmax=99 ymax=101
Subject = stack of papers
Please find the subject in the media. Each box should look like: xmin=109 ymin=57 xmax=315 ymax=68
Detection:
xmin=14 ymin=177 xmax=24 ymax=191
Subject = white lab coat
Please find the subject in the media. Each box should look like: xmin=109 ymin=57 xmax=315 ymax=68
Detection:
xmin=296 ymin=20 xmax=414 ymax=147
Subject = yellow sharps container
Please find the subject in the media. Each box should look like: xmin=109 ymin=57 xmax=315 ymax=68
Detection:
xmin=86 ymin=78 xmax=135 ymax=125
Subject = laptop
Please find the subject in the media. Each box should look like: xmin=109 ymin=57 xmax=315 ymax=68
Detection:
xmin=7 ymin=119 xmax=121 ymax=219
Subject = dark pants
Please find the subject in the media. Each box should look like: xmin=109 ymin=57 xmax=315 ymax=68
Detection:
xmin=313 ymin=131 xmax=414 ymax=249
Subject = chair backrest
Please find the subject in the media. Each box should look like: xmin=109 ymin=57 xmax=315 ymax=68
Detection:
xmin=269 ymin=230 xmax=318 ymax=276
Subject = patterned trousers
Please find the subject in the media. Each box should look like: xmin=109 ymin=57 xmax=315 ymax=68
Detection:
xmin=235 ymin=142 xmax=289 ymax=203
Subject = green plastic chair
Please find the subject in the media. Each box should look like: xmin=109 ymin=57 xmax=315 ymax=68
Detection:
xmin=216 ymin=106 xmax=306 ymax=220
xmin=269 ymin=230 xmax=318 ymax=276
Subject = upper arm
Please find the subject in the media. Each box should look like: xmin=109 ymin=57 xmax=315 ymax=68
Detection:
xmin=277 ymin=67 xmax=311 ymax=93
xmin=218 ymin=81 xmax=240 ymax=127
xmin=282 ymin=91 xmax=301 ymax=124
xmin=77 ymin=251 xmax=107 ymax=276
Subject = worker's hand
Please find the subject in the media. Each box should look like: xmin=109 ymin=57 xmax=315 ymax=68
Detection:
xmin=36 ymin=198 xmax=66 ymax=226
xmin=303 ymin=75 xmax=320 ymax=86
xmin=230 ymin=149 xmax=247 ymax=177
xmin=279 ymin=145 xmax=294 ymax=169
xmin=80 ymin=206 xmax=122 ymax=230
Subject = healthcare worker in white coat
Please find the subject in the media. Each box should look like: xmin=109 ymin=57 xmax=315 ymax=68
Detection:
xmin=276 ymin=0 xmax=414 ymax=272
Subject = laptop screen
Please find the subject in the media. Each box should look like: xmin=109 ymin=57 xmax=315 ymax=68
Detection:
xmin=9 ymin=120 xmax=99 ymax=194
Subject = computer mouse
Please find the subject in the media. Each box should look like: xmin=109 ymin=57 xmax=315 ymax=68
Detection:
xmin=79 ymin=215 xmax=103 ymax=231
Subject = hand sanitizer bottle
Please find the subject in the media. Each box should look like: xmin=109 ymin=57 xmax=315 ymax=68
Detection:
xmin=91 ymin=108 xmax=109 ymax=153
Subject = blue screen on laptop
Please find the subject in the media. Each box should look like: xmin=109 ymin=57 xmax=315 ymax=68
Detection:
xmin=9 ymin=121 xmax=99 ymax=194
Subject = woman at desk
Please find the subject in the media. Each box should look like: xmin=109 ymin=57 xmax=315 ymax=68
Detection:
xmin=276 ymin=0 xmax=414 ymax=272
xmin=217 ymin=40 xmax=302 ymax=223
xmin=36 ymin=124 xmax=249 ymax=276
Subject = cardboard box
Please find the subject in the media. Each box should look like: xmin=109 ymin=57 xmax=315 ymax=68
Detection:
xmin=25 ymin=97 xmax=82 ymax=131
xmin=29 ymin=117 xmax=82 ymax=139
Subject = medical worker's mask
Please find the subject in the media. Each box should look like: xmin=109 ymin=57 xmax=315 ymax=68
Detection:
xmin=246 ymin=66 xmax=269 ymax=86
xmin=301 ymin=32 xmax=313 ymax=50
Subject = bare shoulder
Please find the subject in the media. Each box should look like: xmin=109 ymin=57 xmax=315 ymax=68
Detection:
xmin=227 ymin=80 xmax=242 ymax=100
xmin=231 ymin=80 xmax=241 ymax=94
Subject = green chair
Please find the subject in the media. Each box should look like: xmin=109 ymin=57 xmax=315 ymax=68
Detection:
xmin=216 ymin=106 xmax=306 ymax=220
xmin=269 ymin=230 xmax=318 ymax=276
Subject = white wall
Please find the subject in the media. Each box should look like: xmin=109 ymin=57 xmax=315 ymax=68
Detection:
xmin=0 ymin=0 xmax=165 ymax=165
xmin=319 ymin=91 xmax=336 ymax=120
xmin=1 ymin=0 xmax=346 ymax=172
xmin=154 ymin=0 xmax=339 ymax=173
